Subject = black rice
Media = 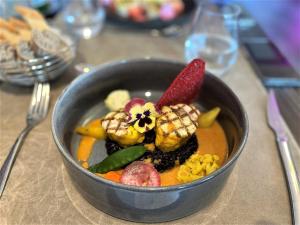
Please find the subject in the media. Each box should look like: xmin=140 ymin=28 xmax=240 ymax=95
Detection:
xmin=105 ymin=132 xmax=198 ymax=172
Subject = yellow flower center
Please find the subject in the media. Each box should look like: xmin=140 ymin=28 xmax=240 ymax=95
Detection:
xmin=129 ymin=102 xmax=159 ymax=133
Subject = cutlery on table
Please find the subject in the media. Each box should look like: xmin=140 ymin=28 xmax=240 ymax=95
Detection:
xmin=264 ymin=78 xmax=300 ymax=88
xmin=0 ymin=82 xmax=50 ymax=198
xmin=267 ymin=89 xmax=300 ymax=225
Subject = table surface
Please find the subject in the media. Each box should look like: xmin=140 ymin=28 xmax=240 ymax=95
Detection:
xmin=1 ymin=26 xmax=300 ymax=225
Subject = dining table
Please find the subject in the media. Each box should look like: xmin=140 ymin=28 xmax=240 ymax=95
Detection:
xmin=0 ymin=23 xmax=300 ymax=225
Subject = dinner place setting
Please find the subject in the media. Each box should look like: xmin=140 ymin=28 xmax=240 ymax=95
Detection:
xmin=0 ymin=1 xmax=299 ymax=225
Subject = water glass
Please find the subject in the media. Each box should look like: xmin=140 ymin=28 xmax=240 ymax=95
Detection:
xmin=185 ymin=3 xmax=241 ymax=77
xmin=63 ymin=0 xmax=105 ymax=39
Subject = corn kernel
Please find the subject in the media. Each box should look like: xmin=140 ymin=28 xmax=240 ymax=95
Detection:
xmin=144 ymin=143 xmax=155 ymax=151
xmin=191 ymin=163 xmax=202 ymax=175
xmin=213 ymin=154 xmax=220 ymax=161
xmin=177 ymin=153 xmax=220 ymax=184
xmin=203 ymin=155 xmax=213 ymax=163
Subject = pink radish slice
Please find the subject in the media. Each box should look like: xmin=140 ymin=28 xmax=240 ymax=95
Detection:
xmin=124 ymin=98 xmax=146 ymax=113
xmin=120 ymin=161 xmax=161 ymax=187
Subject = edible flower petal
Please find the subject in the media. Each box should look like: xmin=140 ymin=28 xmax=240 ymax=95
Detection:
xmin=143 ymin=102 xmax=159 ymax=117
xmin=129 ymin=102 xmax=159 ymax=133
xmin=129 ymin=104 xmax=144 ymax=123
xmin=134 ymin=116 xmax=156 ymax=133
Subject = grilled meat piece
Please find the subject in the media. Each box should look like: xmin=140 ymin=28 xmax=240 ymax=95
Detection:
xmin=102 ymin=111 xmax=129 ymax=136
xmin=155 ymin=104 xmax=200 ymax=152
xmin=102 ymin=110 xmax=144 ymax=146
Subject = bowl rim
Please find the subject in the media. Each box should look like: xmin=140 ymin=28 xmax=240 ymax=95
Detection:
xmin=51 ymin=58 xmax=249 ymax=192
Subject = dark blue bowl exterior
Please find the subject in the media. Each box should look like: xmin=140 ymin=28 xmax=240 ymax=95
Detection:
xmin=64 ymin=155 xmax=234 ymax=222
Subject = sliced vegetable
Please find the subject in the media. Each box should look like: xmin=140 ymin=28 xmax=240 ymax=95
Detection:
xmin=76 ymin=125 xmax=106 ymax=139
xmin=88 ymin=146 xmax=146 ymax=174
xmin=104 ymin=89 xmax=130 ymax=111
xmin=124 ymin=98 xmax=146 ymax=113
xmin=104 ymin=171 xmax=122 ymax=183
xmin=120 ymin=161 xmax=161 ymax=187
xmin=198 ymin=107 xmax=221 ymax=128
xmin=156 ymin=58 xmax=205 ymax=109
xmin=77 ymin=137 xmax=96 ymax=163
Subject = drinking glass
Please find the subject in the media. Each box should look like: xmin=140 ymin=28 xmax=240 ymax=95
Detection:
xmin=185 ymin=2 xmax=241 ymax=77
xmin=63 ymin=0 xmax=105 ymax=39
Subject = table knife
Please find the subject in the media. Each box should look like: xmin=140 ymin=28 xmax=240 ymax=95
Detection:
xmin=267 ymin=89 xmax=300 ymax=225
xmin=264 ymin=78 xmax=300 ymax=88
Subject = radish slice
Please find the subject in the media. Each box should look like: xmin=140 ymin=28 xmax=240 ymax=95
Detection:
xmin=156 ymin=59 xmax=205 ymax=109
xmin=120 ymin=161 xmax=161 ymax=187
xmin=124 ymin=98 xmax=146 ymax=113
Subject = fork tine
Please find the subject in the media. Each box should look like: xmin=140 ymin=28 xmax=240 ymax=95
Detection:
xmin=28 ymin=82 xmax=50 ymax=119
xmin=36 ymin=83 xmax=46 ymax=115
xmin=28 ymin=82 xmax=39 ymax=114
xmin=2 ymin=58 xmax=69 ymax=75
xmin=32 ymin=82 xmax=43 ymax=114
xmin=41 ymin=83 xmax=50 ymax=118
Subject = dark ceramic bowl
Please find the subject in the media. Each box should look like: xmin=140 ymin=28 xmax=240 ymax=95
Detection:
xmin=52 ymin=59 xmax=248 ymax=223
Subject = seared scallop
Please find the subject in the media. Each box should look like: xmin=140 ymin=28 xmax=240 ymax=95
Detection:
xmin=102 ymin=111 xmax=144 ymax=146
xmin=155 ymin=104 xmax=200 ymax=152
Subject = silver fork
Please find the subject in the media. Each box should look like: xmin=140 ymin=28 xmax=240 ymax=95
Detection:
xmin=0 ymin=82 xmax=50 ymax=198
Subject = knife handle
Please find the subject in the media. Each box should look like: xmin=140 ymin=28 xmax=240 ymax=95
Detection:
xmin=278 ymin=140 xmax=300 ymax=225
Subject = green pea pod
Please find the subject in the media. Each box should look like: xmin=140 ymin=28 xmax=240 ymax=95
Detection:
xmin=88 ymin=146 xmax=146 ymax=174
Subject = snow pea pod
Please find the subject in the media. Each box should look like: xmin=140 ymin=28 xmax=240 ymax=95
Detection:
xmin=88 ymin=146 xmax=146 ymax=174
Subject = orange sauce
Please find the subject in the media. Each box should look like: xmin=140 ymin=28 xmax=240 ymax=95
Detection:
xmin=77 ymin=119 xmax=101 ymax=168
xmin=160 ymin=166 xmax=180 ymax=186
xmin=196 ymin=122 xmax=228 ymax=165
xmin=159 ymin=122 xmax=228 ymax=186
xmin=76 ymin=119 xmax=228 ymax=186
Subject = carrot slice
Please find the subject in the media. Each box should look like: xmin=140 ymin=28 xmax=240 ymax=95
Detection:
xmin=104 ymin=171 xmax=121 ymax=183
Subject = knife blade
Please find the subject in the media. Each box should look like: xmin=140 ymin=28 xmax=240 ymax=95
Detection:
xmin=264 ymin=78 xmax=300 ymax=88
xmin=267 ymin=90 xmax=288 ymax=141
xmin=267 ymin=89 xmax=300 ymax=225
